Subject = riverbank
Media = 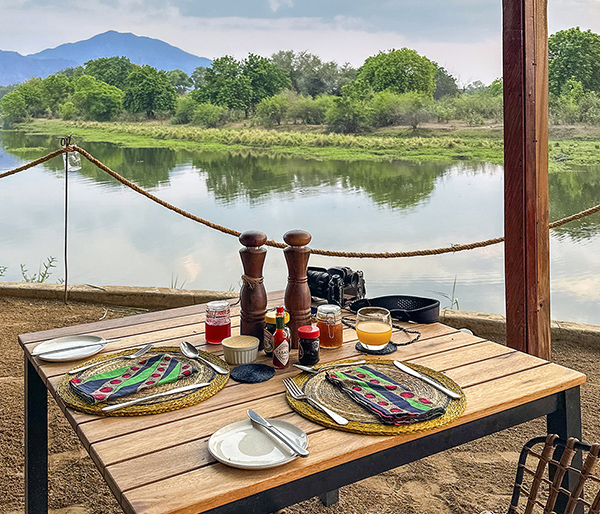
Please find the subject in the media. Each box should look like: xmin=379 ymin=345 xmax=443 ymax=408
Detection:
xmin=2 ymin=295 xmax=598 ymax=514
xmin=10 ymin=119 xmax=600 ymax=169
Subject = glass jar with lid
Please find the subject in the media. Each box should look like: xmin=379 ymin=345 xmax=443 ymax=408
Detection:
xmin=316 ymin=304 xmax=343 ymax=348
xmin=205 ymin=300 xmax=231 ymax=344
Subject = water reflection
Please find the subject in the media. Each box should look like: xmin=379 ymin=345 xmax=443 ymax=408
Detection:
xmin=549 ymin=166 xmax=600 ymax=241
xmin=1 ymin=130 xmax=600 ymax=325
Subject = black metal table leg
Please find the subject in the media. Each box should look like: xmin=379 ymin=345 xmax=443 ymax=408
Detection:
xmin=318 ymin=489 xmax=339 ymax=507
xmin=25 ymin=356 xmax=48 ymax=514
xmin=547 ymin=386 xmax=583 ymax=514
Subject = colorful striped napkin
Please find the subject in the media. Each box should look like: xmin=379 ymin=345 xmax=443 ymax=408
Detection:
xmin=69 ymin=353 xmax=196 ymax=404
xmin=326 ymin=365 xmax=445 ymax=425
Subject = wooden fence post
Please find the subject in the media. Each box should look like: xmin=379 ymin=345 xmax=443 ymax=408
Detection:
xmin=503 ymin=0 xmax=551 ymax=359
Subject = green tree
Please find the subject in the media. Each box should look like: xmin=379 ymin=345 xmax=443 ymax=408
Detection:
xmin=433 ymin=64 xmax=459 ymax=99
xmin=84 ymin=56 xmax=136 ymax=90
xmin=18 ymin=78 xmax=46 ymax=117
xmin=42 ymin=74 xmax=72 ymax=115
xmin=72 ymin=75 xmax=124 ymax=121
xmin=271 ymin=50 xmax=356 ymax=97
xmin=0 ymin=89 xmax=27 ymax=124
xmin=191 ymin=66 xmax=208 ymax=89
xmin=123 ymin=65 xmax=177 ymax=118
xmin=242 ymin=53 xmax=291 ymax=111
xmin=167 ymin=69 xmax=193 ymax=94
xmin=194 ymin=56 xmax=253 ymax=112
xmin=549 ymin=27 xmax=600 ymax=96
xmin=354 ymin=48 xmax=436 ymax=96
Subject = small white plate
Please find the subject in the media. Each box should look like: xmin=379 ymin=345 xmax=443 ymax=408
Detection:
xmin=31 ymin=335 xmax=107 ymax=362
xmin=208 ymin=419 xmax=308 ymax=470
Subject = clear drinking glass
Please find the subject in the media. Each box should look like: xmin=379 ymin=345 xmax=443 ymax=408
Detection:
xmin=355 ymin=307 xmax=392 ymax=350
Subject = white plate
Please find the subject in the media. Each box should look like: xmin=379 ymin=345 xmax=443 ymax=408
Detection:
xmin=208 ymin=419 xmax=308 ymax=470
xmin=31 ymin=335 xmax=107 ymax=362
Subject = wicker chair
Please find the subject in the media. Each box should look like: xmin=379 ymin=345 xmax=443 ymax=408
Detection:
xmin=508 ymin=434 xmax=600 ymax=514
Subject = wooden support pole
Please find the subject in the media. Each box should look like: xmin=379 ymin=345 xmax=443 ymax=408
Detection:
xmin=503 ymin=0 xmax=550 ymax=359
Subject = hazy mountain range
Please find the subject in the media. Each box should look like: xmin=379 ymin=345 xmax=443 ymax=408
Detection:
xmin=0 ymin=31 xmax=212 ymax=85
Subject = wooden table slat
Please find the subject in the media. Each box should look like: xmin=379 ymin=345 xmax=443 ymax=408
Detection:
xmin=120 ymin=362 xmax=584 ymax=514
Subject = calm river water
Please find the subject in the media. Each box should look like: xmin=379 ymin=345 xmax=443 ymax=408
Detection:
xmin=2 ymin=130 xmax=600 ymax=324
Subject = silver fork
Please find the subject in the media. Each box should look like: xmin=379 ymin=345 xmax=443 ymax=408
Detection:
xmin=283 ymin=377 xmax=348 ymax=425
xmin=68 ymin=343 xmax=154 ymax=374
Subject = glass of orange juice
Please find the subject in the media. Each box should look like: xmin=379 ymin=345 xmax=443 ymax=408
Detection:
xmin=355 ymin=307 xmax=392 ymax=350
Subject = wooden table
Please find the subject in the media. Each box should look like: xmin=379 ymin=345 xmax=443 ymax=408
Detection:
xmin=20 ymin=291 xmax=586 ymax=514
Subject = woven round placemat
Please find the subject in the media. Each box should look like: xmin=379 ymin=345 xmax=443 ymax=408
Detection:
xmin=286 ymin=358 xmax=466 ymax=435
xmin=57 ymin=346 xmax=229 ymax=416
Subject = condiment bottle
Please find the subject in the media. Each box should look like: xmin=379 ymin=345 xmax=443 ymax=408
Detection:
xmin=298 ymin=325 xmax=320 ymax=366
xmin=264 ymin=309 xmax=290 ymax=357
xmin=316 ymin=304 xmax=343 ymax=348
xmin=205 ymin=300 xmax=231 ymax=344
xmin=272 ymin=306 xmax=290 ymax=369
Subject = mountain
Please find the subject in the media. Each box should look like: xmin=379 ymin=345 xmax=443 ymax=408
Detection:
xmin=0 ymin=31 xmax=212 ymax=86
xmin=0 ymin=50 xmax=76 ymax=85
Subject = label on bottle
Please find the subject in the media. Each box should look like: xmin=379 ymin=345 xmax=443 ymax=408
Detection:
xmin=264 ymin=328 xmax=274 ymax=354
xmin=273 ymin=340 xmax=289 ymax=367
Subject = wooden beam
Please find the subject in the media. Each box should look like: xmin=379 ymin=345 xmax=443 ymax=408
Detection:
xmin=503 ymin=0 xmax=551 ymax=359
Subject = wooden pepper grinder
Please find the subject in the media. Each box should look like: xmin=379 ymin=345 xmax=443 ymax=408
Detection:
xmin=283 ymin=229 xmax=312 ymax=349
xmin=239 ymin=230 xmax=268 ymax=348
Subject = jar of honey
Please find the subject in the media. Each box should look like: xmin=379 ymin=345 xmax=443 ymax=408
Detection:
xmin=316 ymin=304 xmax=343 ymax=348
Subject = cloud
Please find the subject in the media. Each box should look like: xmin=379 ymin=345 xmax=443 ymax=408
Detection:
xmin=0 ymin=0 xmax=598 ymax=84
xmin=268 ymin=0 xmax=293 ymax=13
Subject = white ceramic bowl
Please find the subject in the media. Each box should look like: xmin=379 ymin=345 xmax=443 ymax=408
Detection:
xmin=221 ymin=335 xmax=259 ymax=365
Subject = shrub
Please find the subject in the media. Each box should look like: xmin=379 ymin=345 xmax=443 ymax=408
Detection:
xmin=172 ymin=96 xmax=198 ymax=124
xmin=191 ymin=102 xmax=228 ymax=128
xmin=256 ymin=94 xmax=290 ymax=126
xmin=59 ymin=101 xmax=77 ymax=120
xmin=453 ymin=94 xmax=502 ymax=125
xmin=326 ymin=96 xmax=368 ymax=133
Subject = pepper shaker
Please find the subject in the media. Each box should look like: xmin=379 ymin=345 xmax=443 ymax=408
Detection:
xmin=239 ymin=230 xmax=268 ymax=348
xmin=283 ymin=229 xmax=312 ymax=349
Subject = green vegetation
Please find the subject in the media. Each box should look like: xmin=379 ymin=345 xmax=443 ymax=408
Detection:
xmin=20 ymin=256 xmax=58 ymax=283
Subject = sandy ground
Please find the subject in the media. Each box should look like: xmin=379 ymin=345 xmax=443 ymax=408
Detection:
xmin=1 ymin=296 xmax=598 ymax=514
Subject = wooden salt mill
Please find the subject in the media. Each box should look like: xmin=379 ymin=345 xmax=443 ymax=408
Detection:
xmin=239 ymin=230 xmax=268 ymax=348
xmin=283 ymin=229 xmax=312 ymax=349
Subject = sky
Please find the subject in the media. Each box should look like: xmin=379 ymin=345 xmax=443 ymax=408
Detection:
xmin=1 ymin=0 xmax=599 ymax=85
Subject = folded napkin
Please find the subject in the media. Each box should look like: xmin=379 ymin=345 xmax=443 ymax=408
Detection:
xmin=326 ymin=365 xmax=445 ymax=425
xmin=69 ymin=353 xmax=196 ymax=404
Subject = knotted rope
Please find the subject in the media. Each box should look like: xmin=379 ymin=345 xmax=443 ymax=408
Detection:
xmin=2 ymin=144 xmax=600 ymax=258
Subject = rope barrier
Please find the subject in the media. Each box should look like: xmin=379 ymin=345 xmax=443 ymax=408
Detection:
xmin=2 ymin=144 xmax=600 ymax=258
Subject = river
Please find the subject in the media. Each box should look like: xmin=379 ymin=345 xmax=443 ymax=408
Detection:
xmin=2 ymin=130 xmax=600 ymax=325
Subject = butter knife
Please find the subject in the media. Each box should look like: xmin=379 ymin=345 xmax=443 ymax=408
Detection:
xmin=393 ymin=361 xmax=461 ymax=399
xmin=101 ymin=382 xmax=211 ymax=412
xmin=247 ymin=409 xmax=309 ymax=457
xmin=35 ymin=338 xmax=120 ymax=357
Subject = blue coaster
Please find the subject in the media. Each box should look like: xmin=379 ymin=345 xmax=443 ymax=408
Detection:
xmin=230 ymin=364 xmax=276 ymax=383
xmin=354 ymin=341 xmax=397 ymax=355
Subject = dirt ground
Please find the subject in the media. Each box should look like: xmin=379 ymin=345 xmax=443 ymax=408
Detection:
xmin=1 ymin=296 xmax=598 ymax=514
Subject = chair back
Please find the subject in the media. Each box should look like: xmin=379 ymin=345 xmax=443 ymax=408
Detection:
xmin=509 ymin=434 xmax=600 ymax=514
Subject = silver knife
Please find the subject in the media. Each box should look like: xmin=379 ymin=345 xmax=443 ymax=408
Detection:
xmin=247 ymin=409 xmax=309 ymax=457
xmin=35 ymin=338 xmax=120 ymax=357
xmin=101 ymin=382 xmax=211 ymax=412
xmin=393 ymin=361 xmax=461 ymax=399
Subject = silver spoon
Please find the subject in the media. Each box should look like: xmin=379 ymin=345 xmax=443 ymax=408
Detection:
xmin=180 ymin=341 xmax=229 ymax=375
xmin=68 ymin=343 xmax=154 ymax=374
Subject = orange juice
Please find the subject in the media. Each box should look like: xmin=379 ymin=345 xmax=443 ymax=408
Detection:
xmin=356 ymin=320 xmax=392 ymax=348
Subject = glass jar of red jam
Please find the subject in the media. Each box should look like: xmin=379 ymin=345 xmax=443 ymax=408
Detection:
xmin=205 ymin=300 xmax=231 ymax=344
